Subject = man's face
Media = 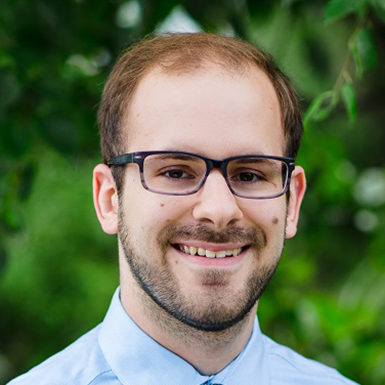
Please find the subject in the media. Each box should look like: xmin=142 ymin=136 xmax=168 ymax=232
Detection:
xmin=116 ymin=65 xmax=303 ymax=331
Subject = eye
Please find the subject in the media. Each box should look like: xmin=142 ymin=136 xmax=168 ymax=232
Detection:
xmin=232 ymin=171 xmax=266 ymax=183
xmin=239 ymin=172 xmax=259 ymax=182
xmin=162 ymin=169 xmax=195 ymax=180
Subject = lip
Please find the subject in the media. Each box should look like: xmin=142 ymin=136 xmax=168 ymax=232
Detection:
xmin=171 ymin=242 xmax=249 ymax=267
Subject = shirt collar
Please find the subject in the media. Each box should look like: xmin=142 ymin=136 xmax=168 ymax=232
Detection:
xmin=98 ymin=287 xmax=270 ymax=385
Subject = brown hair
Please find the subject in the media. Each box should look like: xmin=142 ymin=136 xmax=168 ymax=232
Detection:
xmin=98 ymin=33 xmax=303 ymax=189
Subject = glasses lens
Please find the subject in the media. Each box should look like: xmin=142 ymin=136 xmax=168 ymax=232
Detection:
xmin=227 ymin=157 xmax=288 ymax=198
xmin=143 ymin=153 xmax=206 ymax=194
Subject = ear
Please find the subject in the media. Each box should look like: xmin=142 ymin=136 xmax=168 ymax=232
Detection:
xmin=93 ymin=164 xmax=119 ymax=234
xmin=285 ymin=166 xmax=306 ymax=239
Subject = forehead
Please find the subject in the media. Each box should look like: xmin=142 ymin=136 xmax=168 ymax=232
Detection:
xmin=123 ymin=64 xmax=284 ymax=158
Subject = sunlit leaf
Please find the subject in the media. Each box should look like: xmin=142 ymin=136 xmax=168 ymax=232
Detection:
xmin=304 ymin=90 xmax=339 ymax=126
xmin=341 ymin=82 xmax=357 ymax=122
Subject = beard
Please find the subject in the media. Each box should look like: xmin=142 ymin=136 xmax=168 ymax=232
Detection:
xmin=119 ymin=212 xmax=283 ymax=332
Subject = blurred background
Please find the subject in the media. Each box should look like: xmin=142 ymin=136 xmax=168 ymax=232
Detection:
xmin=0 ymin=0 xmax=384 ymax=383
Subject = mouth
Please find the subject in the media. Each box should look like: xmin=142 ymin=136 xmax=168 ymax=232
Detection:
xmin=172 ymin=243 xmax=250 ymax=258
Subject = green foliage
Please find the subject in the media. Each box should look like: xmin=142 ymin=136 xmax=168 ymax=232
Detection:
xmin=304 ymin=90 xmax=340 ymax=124
xmin=350 ymin=27 xmax=378 ymax=77
xmin=341 ymin=82 xmax=357 ymax=122
xmin=325 ymin=0 xmax=367 ymax=20
xmin=0 ymin=1 xmax=384 ymax=384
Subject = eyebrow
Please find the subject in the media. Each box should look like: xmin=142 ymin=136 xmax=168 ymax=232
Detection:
xmin=151 ymin=153 xmax=202 ymax=162
xmin=233 ymin=157 xmax=278 ymax=166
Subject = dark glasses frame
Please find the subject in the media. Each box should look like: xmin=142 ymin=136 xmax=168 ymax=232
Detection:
xmin=107 ymin=151 xmax=295 ymax=199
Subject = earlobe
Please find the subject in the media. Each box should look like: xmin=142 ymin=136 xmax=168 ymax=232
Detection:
xmin=285 ymin=166 xmax=306 ymax=239
xmin=93 ymin=164 xmax=119 ymax=234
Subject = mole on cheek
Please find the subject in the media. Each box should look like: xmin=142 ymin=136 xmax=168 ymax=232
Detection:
xmin=272 ymin=217 xmax=279 ymax=224
xmin=160 ymin=203 xmax=165 ymax=207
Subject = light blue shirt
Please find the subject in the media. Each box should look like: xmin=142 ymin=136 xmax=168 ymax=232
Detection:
xmin=8 ymin=288 xmax=359 ymax=385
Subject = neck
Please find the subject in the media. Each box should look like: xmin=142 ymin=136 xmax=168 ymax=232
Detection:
xmin=120 ymin=261 xmax=257 ymax=375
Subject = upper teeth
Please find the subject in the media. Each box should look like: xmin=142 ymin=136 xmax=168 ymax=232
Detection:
xmin=181 ymin=245 xmax=242 ymax=258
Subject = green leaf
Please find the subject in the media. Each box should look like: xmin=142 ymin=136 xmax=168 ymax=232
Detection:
xmin=349 ymin=28 xmax=378 ymax=78
xmin=304 ymin=90 xmax=340 ymax=126
xmin=325 ymin=0 xmax=367 ymax=20
xmin=341 ymin=82 xmax=357 ymax=122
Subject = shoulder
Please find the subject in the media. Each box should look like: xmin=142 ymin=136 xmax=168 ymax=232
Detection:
xmin=7 ymin=325 xmax=116 ymax=385
xmin=262 ymin=335 xmax=359 ymax=385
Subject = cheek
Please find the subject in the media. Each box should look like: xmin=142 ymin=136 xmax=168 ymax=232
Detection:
xmin=124 ymin=192 xmax=189 ymax=228
xmin=240 ymin=200 xmax=286 ymax=239
xmin=241 ymin=200 xmax=284 ymax=221
xmin=156 ymin=199 xmax=194 ymax=225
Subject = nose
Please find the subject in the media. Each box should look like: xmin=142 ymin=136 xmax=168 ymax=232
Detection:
xmin=192 ymin=170 xmax=243 ymax=230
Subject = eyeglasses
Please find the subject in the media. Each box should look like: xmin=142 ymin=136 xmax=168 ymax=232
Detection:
xmin=107 ymin=151 xmax=295 ymax=199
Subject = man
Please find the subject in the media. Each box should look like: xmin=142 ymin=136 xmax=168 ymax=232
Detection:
xmin=8 ymin=33 xmax=358 ymax=384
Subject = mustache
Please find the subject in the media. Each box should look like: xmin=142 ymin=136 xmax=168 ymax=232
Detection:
xmin=157 ymin=223 xmax=267 ymax=249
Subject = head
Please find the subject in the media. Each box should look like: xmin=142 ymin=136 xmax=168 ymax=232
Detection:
xmin=98 ymin=32 xmax=303 ymax=191
xmin=93 ymin=33 xmax=306 ymax=333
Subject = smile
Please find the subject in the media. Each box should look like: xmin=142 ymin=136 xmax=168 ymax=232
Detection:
xmin=174 ymin=244 xmax=248 ymax=258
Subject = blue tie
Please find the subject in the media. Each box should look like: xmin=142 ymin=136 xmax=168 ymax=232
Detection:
xmin=200 ymin=381 xmax=223 ymax=385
